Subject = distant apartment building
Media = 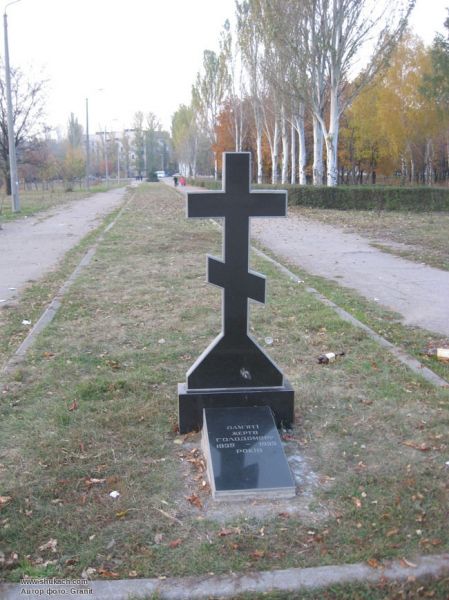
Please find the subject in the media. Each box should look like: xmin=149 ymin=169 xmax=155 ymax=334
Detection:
xmin=90 ymin=128 xmax=172 ymax=179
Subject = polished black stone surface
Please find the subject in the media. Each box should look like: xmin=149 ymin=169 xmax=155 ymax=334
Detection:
xmin=202 ymin=406 xmax=295 ymax=499
xmin=186 ymin=152 xmax=287 ymax=390
xmin=178 ymin=381 xmax=294 ymax=434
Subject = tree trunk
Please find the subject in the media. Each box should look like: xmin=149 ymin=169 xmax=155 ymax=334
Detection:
xmin=281 ymin=106 xmax=289 ymax=184
xmin=312 ymin=115 xmax=323 ymax=185
xmin=271 ymin=118 xmax=280 ymax=185
xmin=256 ymin=125 xmax=263 ymax=184
xmin=425 ymin=139 xmax=434 ymax=186
xmin=254 ymin=103 xmax=263 ymax=184
xmin=6 ymin=173 xmax=12 ymax=196
xmin=295 ymin=110 xmax=307 ymax=185
xmin=325 ymin=87 xmax=339 ymax=187
xmin=290 ymin=122 xmax=296 ymax=184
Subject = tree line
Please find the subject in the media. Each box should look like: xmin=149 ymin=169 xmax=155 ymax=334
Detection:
xmin=172 ymin=0 xmax=449 ymax=187
xmin=0 ymin=64 xmax=174 ymax=195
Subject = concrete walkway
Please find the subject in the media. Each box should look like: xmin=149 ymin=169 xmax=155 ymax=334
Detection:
xmin=0 ymin=186 xmax=129 ymax=305
xmin=172 ymin=181 xmax=449 ymax=338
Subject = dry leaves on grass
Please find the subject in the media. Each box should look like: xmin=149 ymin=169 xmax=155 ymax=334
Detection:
xmin=400 ymin=557 xmax=417 ymax=568
xmin=352 ymin=497 xmax=362 ymax=509
xmin=84 ymin=477 xmax=106 ymax=487
xmin=367 ymin=558 xmax=382 ymax=569
xmin=98 ymin=567 xmax=120 ymax=578
xmin=250 ymin=550 xmax=265 ymax=560
xmin=420 ymin=538 xmax=442 ymax=547
xmin=1 ymin=552 xmax=19 ymax=568
xmin=403 ymin=440 xmax=431 ymax=452
xmin=218 ymin=527 xmax=241 ymax=537
xmin=386 ymin=528 xmax=400 ymax=537
xmin=0 ymin=495 xmax=12 ymax=507
xmin=38 ymin=538 xmax=58 ymax=553
xmin=186 ymin=493 xmax=203 ymax=509
xmin=168 ymin=538 xmax=182 ymax=548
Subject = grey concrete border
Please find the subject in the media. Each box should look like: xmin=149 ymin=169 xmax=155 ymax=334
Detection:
xmin=1 ymin=190 xmax=135 ymax=378
xmin=1 ymin=554 xmax=448 ymax=599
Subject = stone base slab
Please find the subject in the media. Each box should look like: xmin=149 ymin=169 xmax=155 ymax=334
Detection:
xmin=178 ymin=380 xmax=294 ymax=434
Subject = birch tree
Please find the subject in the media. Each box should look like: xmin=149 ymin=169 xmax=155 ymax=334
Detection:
xmin=308 ymin=0 xmax=415 ymax=186
xmin=237 ymin=0 xmax=265 ymax=183
xmin=192 ymin=50 xmax=228 ymax=179
xmin=253 ymin=0 xmax=313 ymax=184
xmin=220 ymin=20 xmax=247 ymax=152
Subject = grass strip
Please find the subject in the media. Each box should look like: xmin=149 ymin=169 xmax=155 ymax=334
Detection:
xmin=0 ymin=183 xmax=448 ymax=585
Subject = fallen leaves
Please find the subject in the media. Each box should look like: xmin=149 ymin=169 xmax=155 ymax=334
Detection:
xmin=386 ymin=528 xmax=400 ymax=538
xmin=98 ymin=567 xmax=120 ymax=578
xmin=218 ymin=527 xmax=241 ymax=537
xmin=400 ymin=557 xmax=417 ymax=569
xmin=186 ymin=493 xmax=202 ymax=509
xmin=85 ymin=477 xmax=106 ymax=487
xmin=38 ymin=538 xmax=58 ymax=553
xmin=68 ymin=400 xmax=78 ymax=411
xmin=420 ymin=538 xmax=442 ymax=548
xmin=0 ymin=495 xmax=12 ymax=507
xmin=367 ymin=558 xmax=382 ymax=569
xmin=81 ymin=567 xmax=97 ymax=579
xmin=1 ymin=552 xmax=19 ymax=569
xmin=168 ymin=538 xmax=182 ymax=549
xmin=403 ymin=440 xmax=431 ymax=452
xmin=352 ymin=497 xmax=362 ymax=509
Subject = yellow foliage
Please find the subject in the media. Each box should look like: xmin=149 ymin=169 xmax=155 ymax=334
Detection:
xmin=343 ymin=32 xmax=449 ymax=178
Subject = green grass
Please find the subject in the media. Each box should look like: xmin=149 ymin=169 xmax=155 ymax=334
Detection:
xmin=1 ymin=184 xmax=448 ymax=588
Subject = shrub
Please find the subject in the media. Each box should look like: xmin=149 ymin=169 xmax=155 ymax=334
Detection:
xmin=187 ymin=179 xmax=449 ymax=212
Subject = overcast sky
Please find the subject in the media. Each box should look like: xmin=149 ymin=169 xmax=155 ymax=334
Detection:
xmin=4 ymin=0 xmax=448 ymax=136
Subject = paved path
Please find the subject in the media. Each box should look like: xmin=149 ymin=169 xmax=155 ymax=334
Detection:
xmin=0 ymin=186 xmax=129 ymax=304
xmin=173 ymin=182 xmax=449 ymax=338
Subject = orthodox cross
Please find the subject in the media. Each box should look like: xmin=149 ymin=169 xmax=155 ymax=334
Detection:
xmin=186 ymin=153 xmax=287 ymax=390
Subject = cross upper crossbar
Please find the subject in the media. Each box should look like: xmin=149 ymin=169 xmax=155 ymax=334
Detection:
xmin=188 ymin=154 xmax=286 ymax=219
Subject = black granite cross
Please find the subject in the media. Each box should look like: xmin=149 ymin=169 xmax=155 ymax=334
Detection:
xmin=186 ymin=152 xmax=287 ymax=390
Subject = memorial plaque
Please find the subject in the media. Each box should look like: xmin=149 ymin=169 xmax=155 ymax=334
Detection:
xmin=202 ymin=406 xmax=296 ymax=500
xmin=178 ymin=152 xmax=295 ymax=433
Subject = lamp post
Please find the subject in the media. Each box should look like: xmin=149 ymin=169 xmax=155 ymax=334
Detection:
xmin=85 ymin=97 xmax=90 ymax=189
xmin=4 ymin=0 xmax=21 ymax=212
xmin=103 ymin=126 xmax=109 ymax=186
xmin=115 ymin=139 xmax=120 ymax=184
